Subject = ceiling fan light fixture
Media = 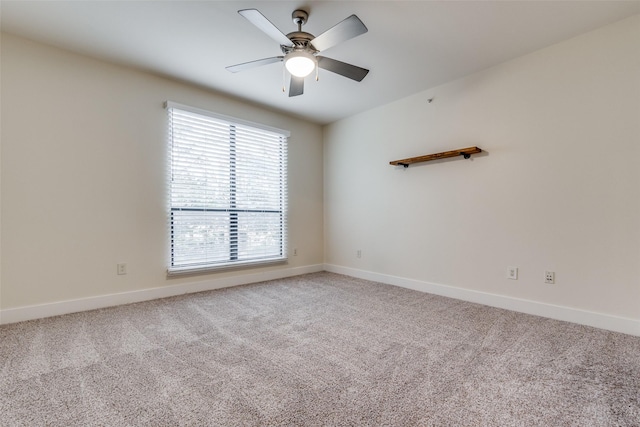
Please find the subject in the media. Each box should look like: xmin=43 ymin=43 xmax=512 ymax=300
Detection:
xmin=284 ymin=51 xmax=316 ymax=77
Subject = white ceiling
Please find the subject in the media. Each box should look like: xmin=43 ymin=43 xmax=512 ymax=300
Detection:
xmin=2 ymin=1 xmax=639 ymax=124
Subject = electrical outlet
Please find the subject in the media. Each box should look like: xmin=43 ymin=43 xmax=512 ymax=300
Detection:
xmin=357 ymin=249 xmax=362 ymax=258
xmin=544 ymin=271 xmax=555 ymax=284
xmin=507 ymin=266 xmax=518 ymax=280
xmin=117 ymin=263 xmax=127 ymax=275
xmin=293 ymin=248 xmax=298 ymax=256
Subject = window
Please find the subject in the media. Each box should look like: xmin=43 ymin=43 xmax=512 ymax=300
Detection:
xmin=166 ymin=102 xmax=289 ymax=274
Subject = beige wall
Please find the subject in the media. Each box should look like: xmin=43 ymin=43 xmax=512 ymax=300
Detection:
xmin=2 ymin=15 xmax=638 ymax=329
xmin=324 ymin=15 xmax=640 ymax=321
xmin=0 ymin=33 xmax=324 ymax=310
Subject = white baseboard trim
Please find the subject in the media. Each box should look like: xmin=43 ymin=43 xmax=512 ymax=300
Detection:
xmin=324 ymin=264 xmax=640 ymax=337
xmin=0 ymin=264 xmax=324 ymax=325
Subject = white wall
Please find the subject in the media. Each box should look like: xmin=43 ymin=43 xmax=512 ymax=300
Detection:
xmin=0 ymin=34 xmax=324 ymax=315
xmin=324 ymin=16 xmax=639 ymax=327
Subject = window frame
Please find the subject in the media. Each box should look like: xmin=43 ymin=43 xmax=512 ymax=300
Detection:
xmin=165 ymin=101 xmax=290 ymax=276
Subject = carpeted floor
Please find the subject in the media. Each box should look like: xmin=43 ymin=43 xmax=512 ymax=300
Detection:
xmin=1 ymin=272 xmax=638 ymax=426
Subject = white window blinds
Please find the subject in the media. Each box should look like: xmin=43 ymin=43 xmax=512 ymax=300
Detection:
xmin=166 ymin=102 xmax=289 ymax=274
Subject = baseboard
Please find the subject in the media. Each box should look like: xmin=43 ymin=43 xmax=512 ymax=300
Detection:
xmin=324 ymin=264 xmax=640 ymax=337
xmin=0 ymin=264 xmax=324 ymax=325
xmin=4 ymin=263 xmax=637 ymax=337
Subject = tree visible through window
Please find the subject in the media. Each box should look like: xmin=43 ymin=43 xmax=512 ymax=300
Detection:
xmin=166 ymin=103 xmax=288 ymax=273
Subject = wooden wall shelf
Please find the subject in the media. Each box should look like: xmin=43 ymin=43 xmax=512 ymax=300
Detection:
xmin=390 ymin=146 xmax=482 ymax=168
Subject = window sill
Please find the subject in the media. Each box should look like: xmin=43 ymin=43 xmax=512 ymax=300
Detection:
xmin=166 ymin=258 xmax=288 ymax=278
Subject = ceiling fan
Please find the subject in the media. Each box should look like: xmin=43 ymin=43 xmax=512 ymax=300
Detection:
xmin=226 ymin=9 xmax=369 ymax=97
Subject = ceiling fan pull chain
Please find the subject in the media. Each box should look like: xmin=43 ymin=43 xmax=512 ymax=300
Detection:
xmin=316 ymin=62 xmax=319 ymax=81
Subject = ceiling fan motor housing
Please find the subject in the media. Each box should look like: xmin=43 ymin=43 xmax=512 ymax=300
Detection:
xmin=282 ymin=32 xmax=317 ymax=54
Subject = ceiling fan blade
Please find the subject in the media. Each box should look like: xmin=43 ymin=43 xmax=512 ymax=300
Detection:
xmin=317 ymin=56 xmax=369 ymax=82
xmin=238 ymin=9 xmax=293 ymax=47
xmin=226 ymin=56 xmax=283 ymax=73
xmin=289 ymin=76 xmax=304 ymax=97
xmin=310 ymin=15 xmax=368 ymax=52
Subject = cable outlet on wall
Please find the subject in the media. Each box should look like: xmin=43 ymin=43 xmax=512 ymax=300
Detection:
xmin=117 ymin=263 xmax=127 ymax=275
xmin=507 ymin=266 xmax=518 ymax=280
xmin=357 ymin=249 xmax=362 ymax=259
xmin=544 ymin=271 xmax=555 ymax=284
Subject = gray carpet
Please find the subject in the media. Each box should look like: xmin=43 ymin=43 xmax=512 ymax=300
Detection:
xmin=1 ymin=272 xmax=638 ymax=426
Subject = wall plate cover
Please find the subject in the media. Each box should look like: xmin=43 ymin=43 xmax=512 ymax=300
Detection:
xmin=545 ymin=271 xmax=555 ymax=284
